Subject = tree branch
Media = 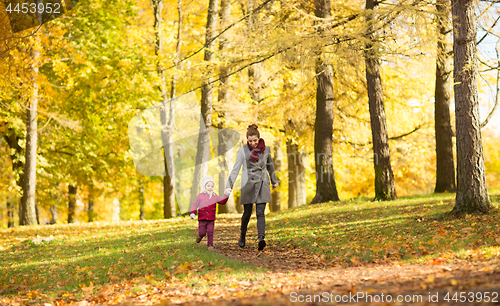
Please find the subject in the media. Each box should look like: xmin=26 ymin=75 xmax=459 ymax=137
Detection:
xmin=164 ymin=0 xmax=275 ymax=71
xmin=339 ymin=124 xmax=425 ymax=146
xmin=477 ymin=14 xmax=500 ymax=46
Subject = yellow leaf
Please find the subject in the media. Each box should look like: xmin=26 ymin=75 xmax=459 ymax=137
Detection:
xmin=175 ymin=263 xmax=191 ymax=274
xmin=425 ymin=275 xmax=435 ymax=283
xmin=26 ymin=290 xmax=39 ymax=298
xmin=350 ymin=286 xmax=357 ymax=294
xmin=234 ymin=291 xmax=246 ymax=298
xmin=450 ymin=279 xmax=458 ymax=285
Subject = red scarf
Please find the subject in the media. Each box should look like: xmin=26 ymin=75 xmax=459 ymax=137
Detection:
xmin=248 ymin=138 xmax=265 ymax=162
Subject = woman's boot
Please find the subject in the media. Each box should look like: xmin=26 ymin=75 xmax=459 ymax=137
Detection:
xmin=258 ymin=239 xmax=266 ymax=251
xmin=238 ymin=232 xmax=246 ymax=248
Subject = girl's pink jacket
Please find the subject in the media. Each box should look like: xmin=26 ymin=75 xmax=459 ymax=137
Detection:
xmin=190 ymin=192 xmax=228 ymax=220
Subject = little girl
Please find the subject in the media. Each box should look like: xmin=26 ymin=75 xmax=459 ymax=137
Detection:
xmin=190 ymin=175 xmax=228 ymax=250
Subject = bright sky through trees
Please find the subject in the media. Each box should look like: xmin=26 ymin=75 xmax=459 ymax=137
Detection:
xmin=477 ymin=4 xmax=500 ymax=133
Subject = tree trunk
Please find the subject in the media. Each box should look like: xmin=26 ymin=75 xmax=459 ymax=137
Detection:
xmin=247 ymin=0 xmax=262 ymax=104
xmin=139 ymin=180 xmax=145 ymax=220
xmin=234 ymin=194 xmax=243 ymax=213
xmin=218 ymin=130 xmax=237 ymax=213
xmin=364 ymin=0 xmax=397 ymax=201
xmin=4 ymin=131 xmax=24 ymax=190
xmin=20 ymin=35 xmax=40 ymax=226
xmin=7 ymin=198 xmax=14 ymax=227
xmin=310 ymin=0 xmax=340 ymax=204
xmin=165 ymin=0 xmax=183 ymax=218
xmin=190 ymin=0 xmax=219 ymax=205
xmin=49 ymin=204 xmax=57 ymax=224
xmin=4 ymin=131 xmax=24 ymax=224
xmin=162 ymin=147 xmax=175 ymax=218
xmin=35 ymin=202 xmax=39 ymax=225
xmin=287 ymin=139 xmax=297 ymax=209
xmin=287 ymin=140 xmax=306 ymax=208
xmin=68 ymin=185 xmax=77 ymax=223
xmin=176 ymin=150 xmax=181 ymax=200
xmin=217 ymin=0 xmax=237 ymax=214
xmin=450 ymin=0 xmax=492 ymax=215
xmin=112 ymin=198 xmax=121 ymax=222
xmin=87 ymin=185 xmax=95 ymax=222
xmin=270 ymin=140 xmax=282 ymax=212
xmin=297 ymin=147 xmax=306 ymax=206
xmin=434 ymin=0 xmax=456 ymax=193
xmin=152 ymin=0 xmax=176 ymax=218
xmin=248 ymin=65 xmax=262 ymax=103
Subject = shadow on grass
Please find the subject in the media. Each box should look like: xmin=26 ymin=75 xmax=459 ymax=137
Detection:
xmin=0 ymin=221 xmax=263 ymax=299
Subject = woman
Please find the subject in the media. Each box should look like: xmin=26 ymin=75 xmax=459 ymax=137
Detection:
xmin=225 ymin=124 xmax=278 ymax=251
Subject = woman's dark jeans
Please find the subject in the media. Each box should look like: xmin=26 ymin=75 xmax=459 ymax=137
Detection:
xmin=241 ymin=203 xmax=266 ymax=241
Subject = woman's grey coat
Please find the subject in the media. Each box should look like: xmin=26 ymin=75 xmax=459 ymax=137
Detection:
xmin=226 ymin=145 xmax=278 ymax=204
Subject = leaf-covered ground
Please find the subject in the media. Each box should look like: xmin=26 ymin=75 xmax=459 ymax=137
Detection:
xmin=1 ymin=191 xmax=500 ymax=305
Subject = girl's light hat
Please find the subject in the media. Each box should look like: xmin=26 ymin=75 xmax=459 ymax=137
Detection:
xmin=201 ymin=175 xmax=215 ymax=194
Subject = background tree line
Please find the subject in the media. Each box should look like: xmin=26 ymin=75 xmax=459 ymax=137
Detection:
xmin=1 ymin=0 xmax=499 ymax=227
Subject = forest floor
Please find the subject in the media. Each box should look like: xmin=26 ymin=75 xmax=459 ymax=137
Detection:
xmin=1 ymin=191 xmax=500 ymax=305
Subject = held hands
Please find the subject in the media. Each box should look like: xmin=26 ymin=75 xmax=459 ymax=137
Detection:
xmin=190 ymin=213 xmax=195 ymax=219
xmin=224 ymin=184 xmax=276 ymax=195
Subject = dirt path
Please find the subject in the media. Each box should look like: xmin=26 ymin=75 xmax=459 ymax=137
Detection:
xmin=212 ymin=215 xmax=332 ymax=272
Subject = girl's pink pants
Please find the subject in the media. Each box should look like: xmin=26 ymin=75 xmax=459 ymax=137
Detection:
xmin=198 ymin=220 xmax=214 ymax=247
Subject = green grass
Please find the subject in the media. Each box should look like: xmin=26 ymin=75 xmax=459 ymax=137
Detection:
xmin=265 ymin=190 xmax=500 ymax=264
xmin=1 ymin=191 xmax=499 ymax=304
xmin=0 ymin=218 xmax=264 ymax=304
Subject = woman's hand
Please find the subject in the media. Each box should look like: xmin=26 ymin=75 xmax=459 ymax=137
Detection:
xmin=272 ymin=183 xmax=278 ymax=188
xmin=224 ymin=188 xmax=232 ymax=196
